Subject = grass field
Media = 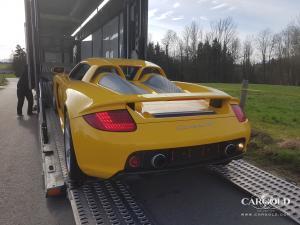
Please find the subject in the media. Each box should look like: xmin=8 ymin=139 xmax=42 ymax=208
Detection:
xmin=205 ymin=83 xmax=300 ymax=183
xmin=0 ymin=74 xmax=16 ymax=86
xmin=0 ymin=63 xmax=12 ymax=70
xmin=0 ymin=74 xmax=16 ymax=78
xmin=0 ymin=63 xmax=14 ymax=86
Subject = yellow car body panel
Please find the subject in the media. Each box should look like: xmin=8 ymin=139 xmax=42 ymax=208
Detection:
xmin=53 ymin=58 xmax=251 ymax=179
xmin=71 ymin=115 xmax=250 ymax=178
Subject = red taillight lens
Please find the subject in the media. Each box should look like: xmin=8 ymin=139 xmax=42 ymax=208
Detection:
xmin=231 ymin=105 xmax=247 ymax=122
xmin=83 ymin=110 xmax=137 ymax=132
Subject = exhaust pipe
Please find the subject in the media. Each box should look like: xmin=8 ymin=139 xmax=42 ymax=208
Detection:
xmin=224 ymin=144 xmax=236 ymax=156
xmin=151 ymin=154 xmax=167 ymax=168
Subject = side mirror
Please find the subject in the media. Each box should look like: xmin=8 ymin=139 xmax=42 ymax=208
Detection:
xmin=52 ymin=66 xmax=65 ymax=74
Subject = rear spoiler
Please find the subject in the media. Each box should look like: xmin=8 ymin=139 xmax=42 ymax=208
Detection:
xmin=139 ymin=92 xmax=231 ymax=101
xmin=79 ymin=91 xmax=233 ymax=116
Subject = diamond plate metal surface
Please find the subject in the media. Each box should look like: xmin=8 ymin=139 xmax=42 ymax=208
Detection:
xmin=47 ymin=109 xmax=69 ymax=179
xmin=210 ymin=160 xmax=300 ymax=224
xmin=66 ymin=179 xmax=154 ymax=225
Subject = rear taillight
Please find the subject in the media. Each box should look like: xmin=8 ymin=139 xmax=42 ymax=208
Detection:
xmin=83 ymin=110 xmax=137 ymax=132
xmin=231 ymin=105 xmax=247 ymax=122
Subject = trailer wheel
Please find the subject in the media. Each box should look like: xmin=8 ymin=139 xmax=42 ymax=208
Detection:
xmin=64 ymin=112 xmax=85 ymax=181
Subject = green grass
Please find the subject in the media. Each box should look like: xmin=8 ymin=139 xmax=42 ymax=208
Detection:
xmin=204 ymin=83 xmax=300 ymax=183
xmin=0 ymin=77 xmax=7 ymax=86
xmin=0 ymin=74 xmax=15 ymax=86
xmin=205 ymin=83 xmax=300 ymax=139
xmin=0 ymin=63 xmax=12 ymax=70
xmin=0 ymin=74 xmax=16 ymax=78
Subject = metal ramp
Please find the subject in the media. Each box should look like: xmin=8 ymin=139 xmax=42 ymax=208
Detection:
xmin=210 ymin=160 xmax=300 ymax=224
xmin=68 ymin=180 xmax=154 ymax=225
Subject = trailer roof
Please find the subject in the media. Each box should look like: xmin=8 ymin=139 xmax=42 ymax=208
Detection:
xmin=39 ymin=0 xmax=101 ymax=38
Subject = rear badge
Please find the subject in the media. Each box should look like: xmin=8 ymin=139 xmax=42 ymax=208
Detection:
xmin=177 ymin=121 xmax=214 ymax=131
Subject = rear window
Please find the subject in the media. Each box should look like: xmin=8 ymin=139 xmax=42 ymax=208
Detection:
xmin=120 ymin=66 xmax=141 ymax=80
xmin=99 ymin=73 xmax=148 ymax=95
xmin=140 ymin=67 xmax=162 ymax=80
xmin=143 ymin=74 xmax=183 ymax=93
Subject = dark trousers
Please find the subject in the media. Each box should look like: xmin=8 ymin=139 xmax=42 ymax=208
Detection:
xmin=17 ymin=89 xmax=33 ymax=115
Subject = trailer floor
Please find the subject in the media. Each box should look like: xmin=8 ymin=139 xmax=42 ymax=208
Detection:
xmin=0 ymin=78 xmax=75 ymax=225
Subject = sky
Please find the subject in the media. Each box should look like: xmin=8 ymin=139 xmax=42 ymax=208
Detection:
xmin=148 ymin=0 xmax=300 ymax=42
xmin=0 ymin=0 xmax=25 ymax=60
xmin=0 ymin=0 xmax=299 ymax=60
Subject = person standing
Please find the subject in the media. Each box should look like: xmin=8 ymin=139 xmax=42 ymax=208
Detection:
xmin=17 ymin=66 xmax=34 ymax=117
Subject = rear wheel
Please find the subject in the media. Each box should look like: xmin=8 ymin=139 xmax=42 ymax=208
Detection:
xmin=64 ymin=112 xmax=85 ymax=181
xmin=52 ymin=94 xmax=57 ymax=113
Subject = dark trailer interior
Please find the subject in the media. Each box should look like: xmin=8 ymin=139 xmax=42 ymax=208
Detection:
xmin=24 ymin=0 xmax=148 ymax=141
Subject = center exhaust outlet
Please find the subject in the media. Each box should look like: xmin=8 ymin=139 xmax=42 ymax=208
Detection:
xmin=225 ymin=144 xmax=236 ymax=156
xmin=151 ymin=154 xmax=167 ymax=168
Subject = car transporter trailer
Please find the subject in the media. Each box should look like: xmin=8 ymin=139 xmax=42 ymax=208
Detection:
xmin=24 ymin=0 xmax=300 ymax=224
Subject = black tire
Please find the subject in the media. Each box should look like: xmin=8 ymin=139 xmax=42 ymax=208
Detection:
xmin=64 ymin=112 xmax=85 ymax=181
xmin=52 ymin=94 xmax=57 ymax=113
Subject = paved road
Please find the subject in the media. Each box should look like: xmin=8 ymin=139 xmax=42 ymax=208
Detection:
xmin=0 ymin=79 xmax=297 ymax=225
xmin=0 ymin=79 xmax=74 ymax=225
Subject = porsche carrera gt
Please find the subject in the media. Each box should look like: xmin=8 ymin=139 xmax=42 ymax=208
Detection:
xmin=52 ymin=58 xmax=251 ymax=180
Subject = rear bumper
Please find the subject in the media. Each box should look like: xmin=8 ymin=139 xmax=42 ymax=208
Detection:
xmin=117 ymin=154 xmax=244 ymax=177
xmin=70 ymin=116 xmax=251 ymax=179
xmin=124 ymin=138 xmax=245 ymax=172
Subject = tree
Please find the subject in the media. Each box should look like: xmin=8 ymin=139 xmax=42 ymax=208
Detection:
xmin=210 ymin=17 xmax=237 ymax=49
xmin=162 ymin=30 xmax=178 ymax=58
xmin=147 ymin=15 xmax=300 ymax=86
xmin=12 ymin=45 xmax=26 ymax=77
xmin=242 ymin=37 xmax=254 ymax=80
xmin=256 ymin=29 xmax=273 ymax=82
xmin=189 ymin=22 xmax=202 ymax=60
xmin=231 ymin=37 xmax=241 ymax=63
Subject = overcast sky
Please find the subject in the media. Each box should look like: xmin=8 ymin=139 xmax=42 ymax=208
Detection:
xmin=149 ymin=0 xmax=300 ymax=42
xmin=0 ymin=0 xmax=299 ymax=60
xmin=0 ymin=0 xmax=25 ymax=60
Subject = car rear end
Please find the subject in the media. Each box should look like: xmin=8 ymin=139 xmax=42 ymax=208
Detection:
xmin=70 ymin=93 xmax=250 ymax=179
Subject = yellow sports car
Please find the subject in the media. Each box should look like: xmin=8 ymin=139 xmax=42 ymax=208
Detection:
xmin=52 ymin=58 xmax=251 ymax=180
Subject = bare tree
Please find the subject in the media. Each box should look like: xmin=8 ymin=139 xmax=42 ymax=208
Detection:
xmin=177 ymin=38 xmax=185 ymax=80
xmin=182 ymin=22 xmax=202 ymax=60
xmin=210 ymin=17 xmax=237 ymax=48
xmin=273 ymin=33 xmax=285 ymax=83
xmin=162 ymin=30 xmax=178 ymax=57
xmin=256 ymin=28 xmax=273 ymax=82
xmin=190 ymin=22 xmax=202 ymax=59
xmin=282 ymin=24 xmax=300 ymax=85
xmin=182 ymin=25 xmax=191 ymax=60
xmin=231 ymin=37 xmax=241 ymax=62
xmin=242 ymin=37 xmax=253 ymax=80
